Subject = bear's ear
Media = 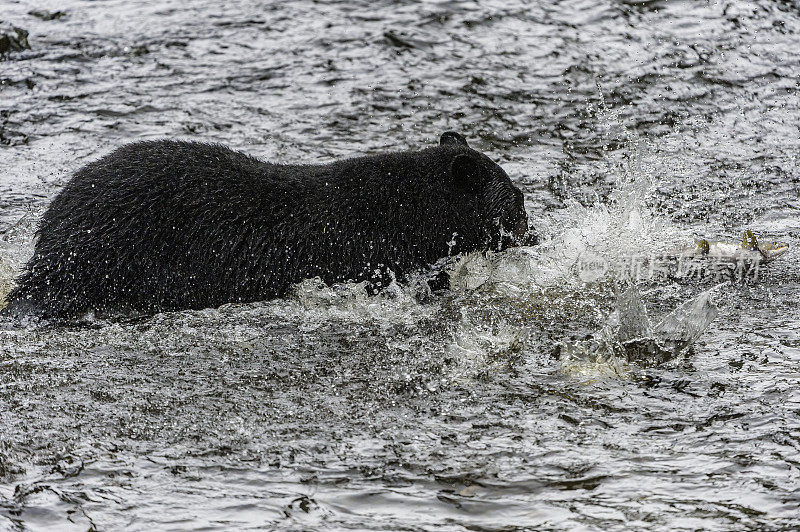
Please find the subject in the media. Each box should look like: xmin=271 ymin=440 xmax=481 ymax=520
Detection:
xmin=440 ymin=131 xmax=469 ymax=147
xmin=449 ymin=153 xmax=488 ymax=193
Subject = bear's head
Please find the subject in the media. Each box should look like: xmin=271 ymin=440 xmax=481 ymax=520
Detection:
xmin=437 ymin=131 xmax=533 ymax=251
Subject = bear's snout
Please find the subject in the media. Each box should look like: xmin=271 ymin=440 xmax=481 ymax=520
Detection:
xmin=501 ymin=213 xmax=533 ymax=249
xmin=511 ymin=215 xmax=529 ymax=244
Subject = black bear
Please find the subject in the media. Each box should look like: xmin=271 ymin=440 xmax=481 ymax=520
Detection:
xmin=3 ymin=132 xmax=530 ymax=320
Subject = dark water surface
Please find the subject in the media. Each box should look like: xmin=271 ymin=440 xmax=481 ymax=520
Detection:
xmin=2 ymin=0 xmax=800 ymax=529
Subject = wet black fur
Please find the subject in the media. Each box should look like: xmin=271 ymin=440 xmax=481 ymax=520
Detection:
xmin=4 ymin=132 xmax=528 ymax=319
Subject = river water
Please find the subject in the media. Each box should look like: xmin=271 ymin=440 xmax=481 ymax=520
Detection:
xmin=1 ymin=0 xmax=799 ymax=530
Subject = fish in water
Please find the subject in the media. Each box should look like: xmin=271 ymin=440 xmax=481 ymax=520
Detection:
xmin=680 ymin=230 xmax=788 ymax=264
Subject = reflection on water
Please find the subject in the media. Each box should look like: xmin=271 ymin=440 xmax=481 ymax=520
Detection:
xmin=2 ymin=0 xmax=800 ymax=529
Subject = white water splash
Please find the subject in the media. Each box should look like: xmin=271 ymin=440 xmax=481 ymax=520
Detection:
xmin=560 ymin=285 xmax=720 ymax=375
xmin=443 ymin=136 xmax=701 ymax=378
xmin=536 ymin=141 xmax=684 ymax=288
